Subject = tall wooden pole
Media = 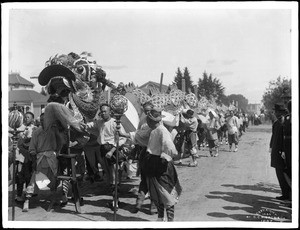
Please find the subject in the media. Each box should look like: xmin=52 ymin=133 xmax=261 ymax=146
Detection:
xmin=159 ymin=73 xmax=163 ymax=92
xmin=181 ymin=78 xmax=186 ymax=93
xmin=11 ymin=132 xmax=17 ymax=221
xmin=114 ymin=115 xmax=122 ymax=221
xmin=8 ymin=103 xmax=23 ymax=221
xmin=194 ymin=85 xmax=198 ymax=100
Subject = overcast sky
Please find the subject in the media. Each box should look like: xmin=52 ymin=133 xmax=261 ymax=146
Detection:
xmin=4 ymin=2 xmax=298 ymax=104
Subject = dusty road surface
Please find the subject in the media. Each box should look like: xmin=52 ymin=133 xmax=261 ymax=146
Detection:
xmin=5 ymin=124 xmax=294 ymax=227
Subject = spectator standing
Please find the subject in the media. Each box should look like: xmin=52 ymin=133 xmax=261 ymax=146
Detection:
xmin=23 ymin=113 xmax=65 ymax=212
xmin=15 ymin=112 xmax=37 ymax=202
xmin=282 ymin=100 xmax=292 ymax=199
xmin=86 ymin=104 xmax=127 ymax=209
xmin=269 ymin=103 xmax=291 ymax=201
xmin=83 ymin=124 xmax=104 ymax=183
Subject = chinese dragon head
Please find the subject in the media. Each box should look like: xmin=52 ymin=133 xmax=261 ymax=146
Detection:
xmin=38 ymin=51 xmax=116 ymax=132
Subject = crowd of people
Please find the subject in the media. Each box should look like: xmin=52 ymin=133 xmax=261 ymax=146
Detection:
xmin=8 ymin=97 xmax=292 ymax=221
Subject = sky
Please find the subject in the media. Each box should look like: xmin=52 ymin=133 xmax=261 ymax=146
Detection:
xmin=3 ymin=2 xmax=298 ymax=104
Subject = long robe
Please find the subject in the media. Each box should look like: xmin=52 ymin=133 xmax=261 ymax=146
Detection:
xmin=144 ymin=124 xmax=182 ymax=208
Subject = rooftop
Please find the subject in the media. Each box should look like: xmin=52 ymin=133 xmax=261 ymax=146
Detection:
xmin=138 ymin=81 xmax=170 ymax=94
xmin=9 ymin=72 xmax=34 ymax=87
xmin=9 ymin=89 xmax=48 ymax=105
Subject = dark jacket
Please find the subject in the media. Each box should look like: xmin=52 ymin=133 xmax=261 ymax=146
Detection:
xmin=269 ymin=118 xmax=285 ymax=169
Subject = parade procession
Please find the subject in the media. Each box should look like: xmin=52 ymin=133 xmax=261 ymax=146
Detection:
xmin=3 ymin=3 xmax=297 ymax=228
xmin=6 ymin=51 xmax=294 ymax=225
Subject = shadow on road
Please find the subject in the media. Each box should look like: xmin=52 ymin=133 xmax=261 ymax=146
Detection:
xmin=49 ymin=198 xmax=150 ymax=221
xmin=205 ymin=183 xmax=292 ymax=222
xmin=83 ymin=211 xmax=150 ymax=221
xmin=221 ymin=182 xmax=281 ymax=194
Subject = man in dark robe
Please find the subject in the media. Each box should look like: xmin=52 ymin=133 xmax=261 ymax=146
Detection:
xmin=269 ymin=103 xmax=290 ymax=201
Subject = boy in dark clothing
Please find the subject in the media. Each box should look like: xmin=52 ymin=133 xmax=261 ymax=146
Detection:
xmin=15 ymin=112 xmax=37 ymax=202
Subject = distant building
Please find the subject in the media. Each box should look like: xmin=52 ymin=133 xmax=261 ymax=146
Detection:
xmin=9 ymin=72 xmax=48 ymax=118
xmin=9 ymin=72 xmax=34 ymax=91
xmin=138 ymin=81 xmax=169 ymax=95
xmin=247 ymin=103 xmax=262 ymax=114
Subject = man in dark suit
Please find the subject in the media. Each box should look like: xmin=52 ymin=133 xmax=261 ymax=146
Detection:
xmin=269 ymin=103 xmax=290 ymax=200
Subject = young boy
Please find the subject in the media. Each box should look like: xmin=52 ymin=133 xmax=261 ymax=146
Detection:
xmin=15 ymin=112 xmax=37 ymax=202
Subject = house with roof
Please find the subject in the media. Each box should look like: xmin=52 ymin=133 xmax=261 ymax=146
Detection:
xmin=9 ymin=72 xmax=48 ymax=118
xmin=138 ymin=81 xmax=170 ymax=95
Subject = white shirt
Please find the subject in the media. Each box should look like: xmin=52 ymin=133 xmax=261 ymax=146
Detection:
xmin=88 ymin=117 xmax=127 ymax=146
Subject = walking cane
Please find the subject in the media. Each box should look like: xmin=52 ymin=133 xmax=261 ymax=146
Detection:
xmin=109 ymin=93 xmax=128 ymax=221
xmin=8 ymin=103 xmax=24 ymax=221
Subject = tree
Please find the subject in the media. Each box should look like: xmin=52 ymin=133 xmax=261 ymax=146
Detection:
xmin=173 ymin=67 xmax=183 ymax=91
xmin=173 ymin=67 xmax=195 ymax=92
xmin=262 ymin=76 xmax=291 ymax=112
xmin=227 ymin=94 xmax=249 ymax=112
xmin=183 ymin=67 xmax=194 ymax=93
xmin=197 ymin=71 xmax=226 ymax=104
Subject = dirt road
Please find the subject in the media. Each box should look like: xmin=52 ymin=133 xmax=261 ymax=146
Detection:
xmin=5 ymin=124 xmax=293 ymax=227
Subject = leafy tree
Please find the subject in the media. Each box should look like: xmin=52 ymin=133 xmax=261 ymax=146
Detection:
xmin=262 ymin=76 xmax=291 ymax=112
xmin=197 ymin=71 xmax=226 ymax=104
xmin=226 ymin=94 xmax=249 ymax=112
xmin=219 ymin=94 xmax=230 ymax=106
